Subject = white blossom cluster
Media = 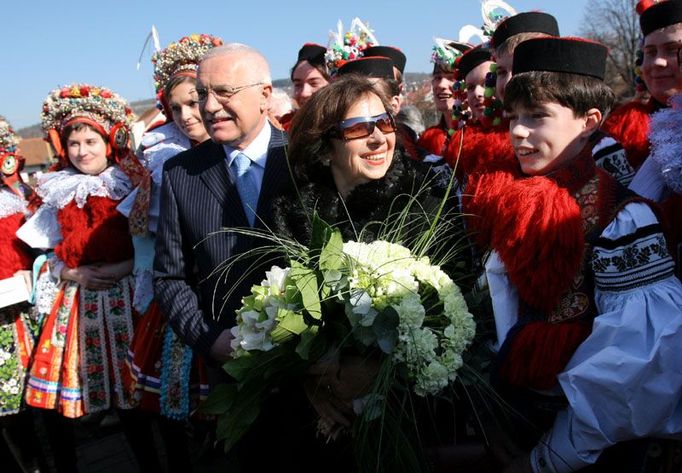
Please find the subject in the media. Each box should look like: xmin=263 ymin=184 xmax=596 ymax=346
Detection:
xmin=343 ymin=241 xmax=476 ymax=396
xmin=230 ymin=266 xmax=292 ymax=357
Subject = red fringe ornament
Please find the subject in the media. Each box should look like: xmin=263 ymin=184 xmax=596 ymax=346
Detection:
xmin=446 ymin=123 xmax=516 ymax=178
xmin=0 ymin=213 xmax=33 ymax=280
xmin=602 ymin=100 xmax=654 ymax=170
xmin=417 ymin=125 xmax=448 ymax=157
xmin=463 ymin=163 xmax=520 ymax=249
xmin=500 ymin=320 xmax=591 ymax=390
xmin=55 ymin=196 xmax=134 ymax=269
xmin=492 ymin=176 xmax=585 ymax=312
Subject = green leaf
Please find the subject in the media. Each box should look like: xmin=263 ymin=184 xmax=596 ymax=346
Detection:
xmin=216 ymin=393 xmax=262 ymax=452
xmin=319 ymin=229 xmax=344 ymax=270
xmin=278 ymin=309 xmax=308 ymax=335
xmin=223 ymin=356 xmax=259 ymax=382
xmin=373 ymin=307 xmax=399 ymax=354
xmin=290 ymin=264 xmax=321 ymax=320
xmin=295 ymin=328 xmax=319 ymax=360
xmin=309 ymin=213 xmax=334 ymax=252
xmin=200 ymin=383 xmax=237 ymax=415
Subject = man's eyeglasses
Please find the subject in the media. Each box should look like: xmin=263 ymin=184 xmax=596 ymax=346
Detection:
xmin=196 ymin=82 xmax=264 ymax=103
xmin=333 ymin=112 xmax=397 ymax=141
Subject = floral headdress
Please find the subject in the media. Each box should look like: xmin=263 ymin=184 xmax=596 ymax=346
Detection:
xmin=0 ymin=115 xmax=23 ymax=181
xmin=431 ymin=22 xmax=485 ymax=73
xmin=0 ymin=116 xmax=20 ymax=158
xmin=480 ymin=0 xmax=518 ymax=39
xmin=325 ymin=18 xmax=379 ymax=76
xmin=152 ymin=33 xmax=224 ymax=94
xmin=463 ymin=0 xmax=517 ymax=128
xmin=42 ymin=84 xmax=136 ymax=142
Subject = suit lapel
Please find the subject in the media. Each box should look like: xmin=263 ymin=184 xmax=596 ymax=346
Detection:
xmin=256 ymin=126 xmax=290 ymax=229
xmin=199 ymin=141 xmax=248 ymax=225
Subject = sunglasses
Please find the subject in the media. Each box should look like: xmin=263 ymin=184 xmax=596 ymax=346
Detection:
xmin=333 ymin=112 xmax=397 ymax=141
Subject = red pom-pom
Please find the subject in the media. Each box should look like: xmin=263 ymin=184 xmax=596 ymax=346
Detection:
xmin=55 ymin=197 xmax=133 ymax=268
xmin=494 ymin=177 xmax=585 ymax=312
xmin=602 ymin=100 xmax=654 ymax=169
xmin=500 ymin=321 xmax=591 ymax=390
xmin=636 ymin=0 xmax=657 ymax=15
xmin=0 ymin=213 xmax=33 ymax=279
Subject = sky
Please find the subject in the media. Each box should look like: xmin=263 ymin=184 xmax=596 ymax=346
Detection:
xmin=5 ymin=0 xmax=590 ymax=129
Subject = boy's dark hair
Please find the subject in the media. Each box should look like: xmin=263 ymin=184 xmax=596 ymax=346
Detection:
xmin=504 ymin=71 xmax=615 ymax=118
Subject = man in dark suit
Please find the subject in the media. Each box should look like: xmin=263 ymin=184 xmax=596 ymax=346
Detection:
xmin=154 ymin=42 xmax=290 ymax=364
xmin=154 ymin=43 xmax=345 ymax=472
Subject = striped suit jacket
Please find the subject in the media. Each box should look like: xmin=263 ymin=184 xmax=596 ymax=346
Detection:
xmin=153 ymin=124 xmax=291 ymax=356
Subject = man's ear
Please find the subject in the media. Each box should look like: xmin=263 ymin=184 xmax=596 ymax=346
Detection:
xmin=260 ymin=84 xmax=273 ymax=113
xmin=582 ymin=107 xmax=602 ymax=136
xmin=391 ymin=95 xmax=401 ymax=114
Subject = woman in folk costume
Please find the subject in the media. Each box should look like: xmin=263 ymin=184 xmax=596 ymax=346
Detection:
xmin=0 ymin=116 xmax=45 ymax=473
xmin=120 ymin=33 xmax=221 ymax=472
xmin=16 ymin=84 xmax=160 ymax=472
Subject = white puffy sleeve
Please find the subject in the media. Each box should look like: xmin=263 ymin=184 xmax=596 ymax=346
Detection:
xmin=531 ymin=202 xmax=682 ymax=473
xmin=16 ymin=205 xmax=62 ymax=250
xmin=484 ymin=250 xmax=518 ymax=351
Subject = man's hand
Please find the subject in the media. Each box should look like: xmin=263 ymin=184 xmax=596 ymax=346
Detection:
xmin=92 ymin=259 xmax=133 ymax=282
xmin=209 ymin=329 xmax=234 ymax=363
xmin=305 ymin=351 xmax=381 ymax=436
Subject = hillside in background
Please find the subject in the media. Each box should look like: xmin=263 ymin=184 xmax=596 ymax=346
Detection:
xmin=18 ymin=73 xmax=434 ymax=138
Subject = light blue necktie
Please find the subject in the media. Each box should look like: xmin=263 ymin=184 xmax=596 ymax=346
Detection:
xmin=231 ymin=152 xmax=259 ymax=226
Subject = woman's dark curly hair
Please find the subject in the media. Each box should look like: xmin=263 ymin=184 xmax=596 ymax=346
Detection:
xmin=288 ymin=74 xmax=393 ymax=183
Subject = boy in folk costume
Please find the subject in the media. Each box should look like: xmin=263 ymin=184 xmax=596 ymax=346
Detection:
xmin=0 ymin=116 xmax=44 ymax=472
xmin=603 ymin=0 xmax=682 ymax=171
xmin=492 ymin=10 xmax=636 ymax=186
xmin=623 ymin=0 xmax=682 ymax=273
xmin=442 ymin=45 xmax=516 ymax=179
xmin=467 ymin=37 xmax=682 ymax=472
xmin=17 ymin=84 xmax=161 ymax=472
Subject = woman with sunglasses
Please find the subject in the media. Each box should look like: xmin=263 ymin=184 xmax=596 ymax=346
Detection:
xmin=273 ymin=74 xmax=457 ymax=243
xmin=271 ymin=75 xmax=469 ymax=467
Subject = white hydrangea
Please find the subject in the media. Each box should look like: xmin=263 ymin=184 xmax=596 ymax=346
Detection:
xmin=342 ymin=240 xmax=476 ymax=396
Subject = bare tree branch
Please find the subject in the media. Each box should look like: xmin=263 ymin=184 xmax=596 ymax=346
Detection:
xmin=580 ymin=0 xmax=640 ymax=99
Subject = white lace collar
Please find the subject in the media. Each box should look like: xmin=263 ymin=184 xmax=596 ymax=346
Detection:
xmin=0 ymin=189 xmax=28 ymax=219
xmin=37 ymin=166 xmax=133 ymax=209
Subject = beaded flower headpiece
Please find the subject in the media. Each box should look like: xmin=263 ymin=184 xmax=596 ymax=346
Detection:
xmin=475 ymin=0 xmax=518 ymax=128
xmin=42 ymin=84 xmax=136 ymax=137
xmin=0 ymin=116 xmax=20 ymax=157
xmin=0 ymin=116 xmax=23 ymax=179
xmin=480 ymin=0 xmax=518 ymax=38
xmin=431 ymin=23 xmax=484 ymax=73
xmin=152 ymin=33 xmax=224 ymax=94
xmin=325 ymin=18 xmax=379 ymax=76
